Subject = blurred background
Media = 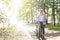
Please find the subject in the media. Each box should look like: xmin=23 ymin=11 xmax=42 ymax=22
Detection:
xmin=0 ymin=0 xmax=60 ymax=40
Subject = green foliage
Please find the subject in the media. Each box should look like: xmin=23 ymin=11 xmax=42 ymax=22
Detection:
xmin=19 ymin=0 xmax=42 ymax=23
xmin=2 ymin=0 xmax=12 ymax=7
xmin=19 ymin=0 xmax=60 ymax=24
xmin=0 ymin=27 xmax=14 ymax=40
xmin=46 ymin=23 xmax=60 ymax=31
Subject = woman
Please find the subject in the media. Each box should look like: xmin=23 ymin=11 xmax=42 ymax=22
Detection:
xmin=37 ymin=9 xmax=46 ymax=40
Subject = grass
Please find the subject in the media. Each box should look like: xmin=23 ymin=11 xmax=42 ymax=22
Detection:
xmin=0 ymin=23 xmax=33 ymax=40
xmin=0 ymin=27 xmax=32 ymax=40
xmin=30 ymin=22 xmax=60 ymax=31
xmin=46 ymin=23 xmax=60 ymax=31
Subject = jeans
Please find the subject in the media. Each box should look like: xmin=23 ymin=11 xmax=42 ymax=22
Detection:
xmin=40 ymin=22 xmax=45 ymax=34
xmin=39 ymin=22 xmax=45 ymax=40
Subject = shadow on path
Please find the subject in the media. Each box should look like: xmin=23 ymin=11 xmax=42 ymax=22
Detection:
xmin=45 ymin=31 xmax=60 ymax=37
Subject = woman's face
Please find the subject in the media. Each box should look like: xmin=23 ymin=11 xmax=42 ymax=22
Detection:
xmin=40 ymin=10 xmax=43 ymax=15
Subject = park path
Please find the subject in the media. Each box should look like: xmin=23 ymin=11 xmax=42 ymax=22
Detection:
xmin=24 ymin=24 xmax=60 ymax=40
xmin=13 ymin=20 xmax=60 ymax=40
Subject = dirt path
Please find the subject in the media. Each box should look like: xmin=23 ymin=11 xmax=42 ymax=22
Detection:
xmin=12 ymin=20 xmax=60 ymax=40
xmin=23 ymin=24 xmax=60 ymax=40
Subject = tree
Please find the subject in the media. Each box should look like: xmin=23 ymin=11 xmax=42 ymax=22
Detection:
xmin=19 ymin=0 xmax=41 ymax=23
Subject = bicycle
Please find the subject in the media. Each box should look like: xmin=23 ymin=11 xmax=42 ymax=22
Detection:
xmin=36 ymin=22 xmax=46 ymax=40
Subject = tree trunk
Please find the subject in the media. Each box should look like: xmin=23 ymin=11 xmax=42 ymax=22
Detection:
xmin=52 ymin=0 xmax=56 ymax=26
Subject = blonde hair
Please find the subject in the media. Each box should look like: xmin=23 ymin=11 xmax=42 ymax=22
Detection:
xmin=39 ymin=9 xmax=44 ymax=14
